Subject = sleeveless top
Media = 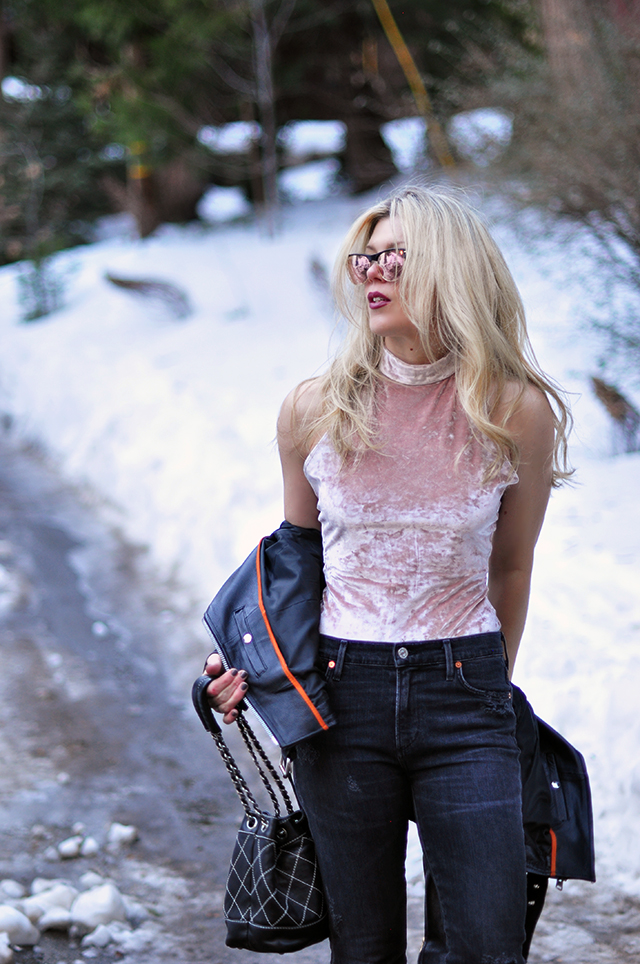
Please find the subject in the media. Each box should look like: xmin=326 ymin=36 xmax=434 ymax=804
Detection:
xmin=303 ymin=348 xmax=517 ymax=642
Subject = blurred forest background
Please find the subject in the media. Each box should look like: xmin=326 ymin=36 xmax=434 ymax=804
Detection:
xmin=1 ymin=0 xmax=639 ymax=381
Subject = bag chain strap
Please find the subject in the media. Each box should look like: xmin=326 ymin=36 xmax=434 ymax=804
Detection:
xmin=206 ymin=714 xmax=296 ymax=820
xmin=236 ymin=714 xmax=295 ymax=816
xmin=209 ymin=730 xmax=261 ymax=818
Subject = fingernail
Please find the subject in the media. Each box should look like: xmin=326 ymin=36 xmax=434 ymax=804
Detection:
xmin=231 ymin=709 xmax=239 ymax=719
xmin=240 ymin=682 xmax=248 ymax=692
xmin=231 ymin=669 xmax=238 ymax=677
xmin=239 ymin=671 xmax=248 ymax=680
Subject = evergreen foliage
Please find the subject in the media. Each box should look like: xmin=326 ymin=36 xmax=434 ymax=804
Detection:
xmin=0 ymin=0 xmax=537 ymax=256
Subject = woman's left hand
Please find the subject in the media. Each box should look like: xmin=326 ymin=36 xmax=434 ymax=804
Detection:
xmin=203 ymin=653 xmax=248 ymax=724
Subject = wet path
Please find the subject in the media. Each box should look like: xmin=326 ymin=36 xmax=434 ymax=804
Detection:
xmin=0 ymin=430 xmax=329 ymax=964
xmin=0 ymin=429 xmax=638 ymax=963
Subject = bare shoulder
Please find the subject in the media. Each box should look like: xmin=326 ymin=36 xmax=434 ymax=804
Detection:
xmin=495 ymin=381 xmax=554 ymax=449
xmin=277 ymin=376 xmax=325 ymax=458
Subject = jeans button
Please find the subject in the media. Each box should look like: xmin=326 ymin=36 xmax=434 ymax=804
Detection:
xmin=398 ymin=646 xmax=409 ymax=659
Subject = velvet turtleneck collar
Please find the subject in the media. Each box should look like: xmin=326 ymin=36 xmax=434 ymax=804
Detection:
xmin=380 ymin=346 xmax=455 ymax=386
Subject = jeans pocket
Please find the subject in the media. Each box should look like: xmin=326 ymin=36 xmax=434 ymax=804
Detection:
xmin=455 ymin=654 xmax=511 ymax=702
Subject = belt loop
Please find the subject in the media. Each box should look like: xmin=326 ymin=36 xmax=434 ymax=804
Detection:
xmin=443 ymin=639 xmax=454 ymax=680
xmin=331 ymin=639 xmax=348 ymax=681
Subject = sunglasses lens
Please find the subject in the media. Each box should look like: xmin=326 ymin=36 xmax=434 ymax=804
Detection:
xmin=379 ymin=250 xmax=405 ymax=281
xmin=348 ymin=255 xmax=370 ymax=285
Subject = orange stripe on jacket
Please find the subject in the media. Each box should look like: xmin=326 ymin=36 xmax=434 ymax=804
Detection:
xmin=549 ymin=828 xmax=558 ymax=878
xmin=255 ymin=541 xmax=330 ymax=732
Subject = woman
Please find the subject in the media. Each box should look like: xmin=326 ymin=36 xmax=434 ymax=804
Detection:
xmin=206 ymin=186 xmax=571 ymax=964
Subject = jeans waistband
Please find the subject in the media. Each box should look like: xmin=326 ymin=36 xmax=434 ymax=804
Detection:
xmin=318 ymin=631 xmax=505 ymax=669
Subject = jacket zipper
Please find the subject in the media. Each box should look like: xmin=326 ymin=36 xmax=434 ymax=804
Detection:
xmin=202 ymin=615 xmax=281 ymax=748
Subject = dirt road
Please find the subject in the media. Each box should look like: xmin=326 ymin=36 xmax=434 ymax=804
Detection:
xmin=0 ymin=429 xmax=638 ymax=964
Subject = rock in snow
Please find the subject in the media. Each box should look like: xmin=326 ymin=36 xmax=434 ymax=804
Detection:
xmin=0 ymin=906 xmax=40 ymax=945
xmin=70 ymin=884 xmax=127 ymax=932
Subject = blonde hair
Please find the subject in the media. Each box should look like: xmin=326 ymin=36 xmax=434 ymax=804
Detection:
xmin=304 ymin=185 xmax=572 ymax=486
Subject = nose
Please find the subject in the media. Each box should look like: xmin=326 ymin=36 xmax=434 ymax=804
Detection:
xmin=365 ymin=258 xmax=384 ymax=281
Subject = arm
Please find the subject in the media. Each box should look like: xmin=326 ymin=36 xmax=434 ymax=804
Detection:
xmin=276 ymin=381 xmax=322 ymax=529
xmin=206 ymin=380 xmax=322 ymax=720
xmin=487 ymin=385 xmax=555 ymax=674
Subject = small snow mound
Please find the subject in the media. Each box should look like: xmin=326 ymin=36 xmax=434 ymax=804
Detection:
xmin=57 ymin=836 xmax=83 ymax=859
xmin=0 ymin=932 xmax=13 ymax=964
xmin=0 ymin=906 xmax=39 ymax=945
xmin=70 ymin=884 xmax=127 ymax=933
xmin=106 ymin=822 xmax=138 ymax=848
xmin=0 ymin=882 xmax=25 ymax=900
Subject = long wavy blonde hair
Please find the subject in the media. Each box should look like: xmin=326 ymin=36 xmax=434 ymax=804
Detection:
xmin=304 ymin=186 xmax=572 ymax=486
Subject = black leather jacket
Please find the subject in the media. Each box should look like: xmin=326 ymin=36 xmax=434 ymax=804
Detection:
xmin=203 ymin=521 xmax=334 ymax=750
xmin=202 ymin=521 xmax=595 ymax=886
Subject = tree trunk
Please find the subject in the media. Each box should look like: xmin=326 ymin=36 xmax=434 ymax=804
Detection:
xmin=344 ymin=112 xmax=397 ymax=193
xmin=538 ymin=0 xmax=602 ymax=99
xmin=251 ymin=0 xmax=279 ymax=236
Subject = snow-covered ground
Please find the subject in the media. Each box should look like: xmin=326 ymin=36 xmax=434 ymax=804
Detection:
xmin=0 ymin=183 xmax=639 ymax=901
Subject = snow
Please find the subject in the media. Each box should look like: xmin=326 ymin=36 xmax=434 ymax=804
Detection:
xmin=278 ymin=120 xmax=346 ymax=157
xmin=448 ymin=108 xmax=513 ymax=166
xmin=197 ymin=121 xmax=260 ymax=154
xmin=1 ymin=75 xmax=44 ymax=102
xmin=279 ymin=158 xmax=341 ymax=201
xmin=196 ymin=185 xmax=252 ymax=223
xmin=381 ymin=118 xmax=428 ymax=172
xmin=0 ymin=189 xmax=639 ymax=898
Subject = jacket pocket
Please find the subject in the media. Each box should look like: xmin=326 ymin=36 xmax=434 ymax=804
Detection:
xmin=233 ymin=607 xmax=268 ymax=677
xmin=544 ymin=752 xmax=569 ymax=823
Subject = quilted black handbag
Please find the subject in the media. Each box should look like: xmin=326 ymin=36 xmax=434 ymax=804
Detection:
xmin=191 ymin=674 xmax=329 ymax=953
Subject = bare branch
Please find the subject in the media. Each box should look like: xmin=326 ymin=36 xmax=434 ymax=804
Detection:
xmin=270 ymin=0 xmax=297 ymax=48
xmin=208 ymin=52 xmax=256 ymax=98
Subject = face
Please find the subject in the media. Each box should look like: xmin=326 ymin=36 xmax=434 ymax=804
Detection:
xmin=361 ymin=217 xmax=429 ymax=364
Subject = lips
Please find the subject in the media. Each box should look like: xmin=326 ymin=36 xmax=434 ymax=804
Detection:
xmin=368 ymin=290 xmax=390 ymax=308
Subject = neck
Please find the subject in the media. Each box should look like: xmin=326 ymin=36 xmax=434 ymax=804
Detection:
xmin=383 ymin=336 xmax=447 ymax=366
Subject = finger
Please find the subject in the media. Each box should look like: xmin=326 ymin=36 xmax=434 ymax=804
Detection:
xmin=204 ymin=652 xmax=223 ymax=675
xmin=207 ymin=673 xmax=248 ymax=713
xmin=206 ymin=668 xmax=244 ymax=699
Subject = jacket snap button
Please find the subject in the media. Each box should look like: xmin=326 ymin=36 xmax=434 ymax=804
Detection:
xmin=243 ymin=633 xmax=253 ymax=643
xmin=398 ymin=647 xmax=409 ymax=659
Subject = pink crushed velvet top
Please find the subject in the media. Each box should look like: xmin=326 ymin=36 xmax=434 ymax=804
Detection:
xmin=303 ymin=348 xmax=517 ymax=642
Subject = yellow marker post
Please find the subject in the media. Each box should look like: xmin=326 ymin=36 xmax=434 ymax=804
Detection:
xmin=370 ymin=0 xmax=455 ymax=168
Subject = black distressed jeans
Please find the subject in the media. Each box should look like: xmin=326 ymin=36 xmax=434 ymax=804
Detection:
xmin=293 ymin=632 xmax=527 ymax=964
